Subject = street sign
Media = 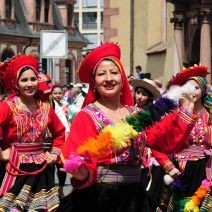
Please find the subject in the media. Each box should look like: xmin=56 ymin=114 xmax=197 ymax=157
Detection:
xmin=40 ymin=30 xmax=68 ymax=58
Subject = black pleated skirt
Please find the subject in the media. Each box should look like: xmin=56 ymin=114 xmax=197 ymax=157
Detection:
xmin=57 ymin=182 xmax=145 ymax=212
xmin=139 ymin=165 xmax=165 ymax=212
xmin=57 ymin=165 xmax=165 ymax=212
xmin=0 ymin=162 xmax=59 ymax=211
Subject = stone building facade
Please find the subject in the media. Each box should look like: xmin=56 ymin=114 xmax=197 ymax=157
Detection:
xmin=0 ymin=0 xmax=88 ymax=84
xmin=104 ymin=0 xmax=212 ymax=85
xmin=168 ymin=0 xmax=212 ymax=83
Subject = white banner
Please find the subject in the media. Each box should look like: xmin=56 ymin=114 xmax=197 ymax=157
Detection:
xmin=40 ymin=30 xmax=68 ymax=58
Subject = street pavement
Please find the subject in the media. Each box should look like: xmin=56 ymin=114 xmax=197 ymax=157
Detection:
xmin=55 ymin=170 xmax=73 ymax=197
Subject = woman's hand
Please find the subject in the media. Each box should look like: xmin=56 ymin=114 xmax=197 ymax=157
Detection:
xmin=179 ymin=94 xmax=195 ymax=113
xmin=168 ymin=167 xmax=180 ymax=178
xmin=45 ymin=151 xmax=58 ymax=164
xmin=72 ymin=164 xmax=89 ymax=181
xmin=60 ymin=152 xmax=89 ymax=181
xmin=1 ymin=148 xmax=10 ymax=161
xmin=60 ymin=164 xmax=89 ymax=181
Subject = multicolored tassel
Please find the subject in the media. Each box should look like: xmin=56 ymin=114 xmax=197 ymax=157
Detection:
xmin=180 ymin=179 xmax=211 ymax=211
xmin=77 ymin=122 xmax=138 ymax=158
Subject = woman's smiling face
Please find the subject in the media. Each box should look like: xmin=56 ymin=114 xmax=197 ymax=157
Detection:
xmin=94 ymin=59 xmax=123 ymax=99
xmin=18 ymin=69 xmax=38 ymax=97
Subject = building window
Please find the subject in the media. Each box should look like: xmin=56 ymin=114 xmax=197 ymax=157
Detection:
xmin=100 ymin=0 xmax=104 ymax=8
xmin=65 ymin=60 xmax=72 ymax=84
xmin=5 ymin=0 xmax=12 ymax=19
xmin=84 ymin=34 xmax=97 ymax=50
xmin=36 ymin=0 xmax=41 ymax=21
xmin=82 ymin=0 xmax=97 ymax=8
xmin=83 ymin=12 xmax=97 ymax=29
xmin=101 ymin=11 xmax=103 ymax=29
xmin=41 ymin=58 xmax=47 ymax=73
xmin=67 ymin=4 xmax=74 ymax=26
xmin=74 ymin=1 xmax=79 ymax=8
xmin=44 ymin=0 xmax=50 ymax=23
xmin=100 ymin=33 xmax=104 ymax=44
xmin=74 ymin=12 xmax=79 ymax=27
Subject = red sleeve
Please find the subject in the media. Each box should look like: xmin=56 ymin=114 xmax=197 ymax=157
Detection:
xmin=47 ymin=107 xmax=65 ymax=153
xmin=61 ymin=111 xmax=98 ymax=188
xmin=151 ymin=150 xmax=175 ymax=173
xmin=145 ymin=110 xmax=197 ymax=154
xmin=0 ymin=102 xmax=17 ymax=149
xmin=0 ymin=102 xmax=9 ymax=140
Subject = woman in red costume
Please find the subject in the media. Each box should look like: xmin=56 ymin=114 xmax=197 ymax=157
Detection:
xmin=157 ymin=65 xmax=212 ymax=211
xmin=0 ymin=54 xmax=65 ymax=211
xmin=58 ymin=42 xmax=197 ymax=212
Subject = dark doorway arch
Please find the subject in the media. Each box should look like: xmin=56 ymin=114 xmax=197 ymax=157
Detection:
xmin=1 ymin=47 xmax=15 ymax=62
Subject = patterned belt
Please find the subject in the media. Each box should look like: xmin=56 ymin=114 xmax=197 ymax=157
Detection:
xmin=97 ymin=165 xmax=141 ymax=184
xmin=0 ymin=143 xmax=47 ymax=196
xmin=175 ymin=145 xmax=207 ymax=161
xmin=204 ymin=149 xmax=212 ymax=180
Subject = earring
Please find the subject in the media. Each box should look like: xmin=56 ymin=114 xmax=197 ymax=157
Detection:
xmin=16 ymin=89 xmax=19 ymax=95
xmin=15 ymin=85 xmax=19 ymax=95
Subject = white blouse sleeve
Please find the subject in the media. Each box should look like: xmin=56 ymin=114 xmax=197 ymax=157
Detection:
xmin=53 ymin=100 xmax=70 ymax=133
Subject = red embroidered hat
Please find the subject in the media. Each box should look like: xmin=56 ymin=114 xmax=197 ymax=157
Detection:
xmin=78 ymin=42 xmax=134 ymax=107
xmin=0 ymin=54 xmax=39 ymax=94
xmin=78 ymin=42 xmax=121 ymax=83
xmin=169 ymin=65 xmax=209 ymax=86
xmin=0 ymin=54 xmax=51 ymax=101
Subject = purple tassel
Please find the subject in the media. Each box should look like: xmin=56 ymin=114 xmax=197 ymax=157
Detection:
xmin=155 ymin=97 xmax=178 ymax=113
xmin=170 ymin=174 xmax=188 ymax=191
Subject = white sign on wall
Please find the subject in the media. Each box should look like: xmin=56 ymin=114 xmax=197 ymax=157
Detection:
xmin=40 ymin=30 xmax=68 ymax=58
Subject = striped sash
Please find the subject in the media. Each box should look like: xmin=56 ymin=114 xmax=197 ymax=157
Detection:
xmin=97 ymin=165 xmax=141 ymax=183
xmin=0 ymin=143 xmax=46 ymax=196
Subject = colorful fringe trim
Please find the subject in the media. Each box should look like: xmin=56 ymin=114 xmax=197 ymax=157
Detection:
xmin=179 ymin=179 xmax=211 ymax=212
xmin=77 ymin=122 xmax=138 ymax=157
xmin=200 ymin=189 xmax=212 ymax=211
